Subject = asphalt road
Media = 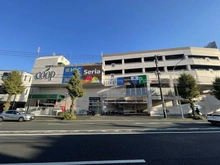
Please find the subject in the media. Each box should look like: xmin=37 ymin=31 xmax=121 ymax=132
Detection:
xmin=0 ymin=119 xmax=216 ymax=131
xmin=0 ymin=132 xmax=220 ymax=164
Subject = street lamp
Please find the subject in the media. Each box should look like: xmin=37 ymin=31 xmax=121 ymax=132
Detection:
xmin=173 ymin=58 xmax=184 ymax=119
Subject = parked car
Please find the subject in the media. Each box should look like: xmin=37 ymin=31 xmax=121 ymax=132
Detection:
xmin=0 ymin=110 xmax=35 ymax=122
xmin=207 ymin=111 xmax=220 ymax=125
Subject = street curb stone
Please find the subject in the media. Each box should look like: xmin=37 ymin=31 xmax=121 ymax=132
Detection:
xmin=0 ymin=127 xmax=220 ymax=134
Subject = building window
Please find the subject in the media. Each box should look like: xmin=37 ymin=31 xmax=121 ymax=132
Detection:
xmin=167 ymin=65 xmax=187 ymax=71
xmin=105 ymin=59 xmax=122 ymax=65
xmin=191 ymin=65 xmax=220 ymax=70
xmin=25 ymin=89 xmax=28 ymax=95
xmin=188 ymin=55 xmax=219 ymax=60
xmin=124 ymin=58 xmax=142 ymax=64
xmin=105 ymin=70 xmax=122 ymax=75
xmin=29 ymin=77 xmax=32 ymax=82
xmin=144 ymin=56 xmax=162 ymax=62
xmin=145 ymin=67 xmax=164 ymax=72
xmin=165 ymin=54 xmax=184 ymax=61
xmin=2 ymin=72 xmax=9 ymax=80
xmin=124 ymin=68 xmax=143 ymax=74
xmin=24 ymin=75 xmax=27 ymax=81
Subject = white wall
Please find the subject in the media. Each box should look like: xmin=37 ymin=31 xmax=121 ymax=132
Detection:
xmin=33 ymin=56 xmax=70 ymax=68
xmin=31 ymin=67 xmax=65 ymax=85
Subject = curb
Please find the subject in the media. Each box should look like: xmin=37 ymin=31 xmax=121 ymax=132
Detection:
xmin=0 ymin=127 xmax=220 ymax=134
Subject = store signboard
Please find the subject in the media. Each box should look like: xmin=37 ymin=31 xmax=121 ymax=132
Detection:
xmin=117 ymin=77 xmax=124 ymax=86
xmin=104 ymin=79 xmax=117 ymax=86
xmin=35 ymin=67 xmax=56 ymax=81
xmin=62 ymin=66 xmax=83 ymax=84
xmin=32 ymin=67 xmax=64 ymax=84
xmin=131 ymin=76 xmax=139 ymax=85
xmin=82 ymin=66 xmax=102 ymax=83
xmin=116 ymin=75 xmax=147 ymax=86
xmin=62 ymin=65 xmax=102 ymax=84
xmin=138 ymin=75 xmax=147 ymax=84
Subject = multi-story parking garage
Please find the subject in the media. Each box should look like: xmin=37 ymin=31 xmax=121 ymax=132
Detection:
xmin=101 ymin=45 xmax=220 ymax=115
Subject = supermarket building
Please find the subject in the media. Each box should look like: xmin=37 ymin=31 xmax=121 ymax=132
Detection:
xmin=28 ymin=45 xmax=220 ymax=115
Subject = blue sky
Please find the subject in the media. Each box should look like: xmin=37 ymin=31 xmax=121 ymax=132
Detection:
xmin=0 ymin=0 xmax=220 ymax=72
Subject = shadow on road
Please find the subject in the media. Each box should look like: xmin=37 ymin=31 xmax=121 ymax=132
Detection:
xmin=1 ymin=132 xmax=220 ymax=164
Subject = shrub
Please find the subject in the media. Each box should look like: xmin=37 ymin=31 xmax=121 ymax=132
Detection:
xmin=193 ymin=115 xmax=205 ymax=120
xmin=58 ymin=112 xmax=77 ymax=120
xmin=187 ymin=113 xmax=205 ymax=120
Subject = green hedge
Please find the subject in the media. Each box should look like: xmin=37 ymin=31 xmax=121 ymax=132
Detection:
xmin=58 ymin=112 xmax=77 ymax=120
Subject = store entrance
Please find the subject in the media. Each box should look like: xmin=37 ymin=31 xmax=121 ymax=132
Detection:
xmin=88 ymin=97 xmax=101 ymax=114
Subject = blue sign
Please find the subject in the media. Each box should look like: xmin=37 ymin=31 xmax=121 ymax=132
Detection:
xmin=62 ymin=66 xmax=83 ymax=83
xmin=117 ymin=77 xmax=124 ymax=86
xmin=131 ymin=76 xmax=139 ymax=85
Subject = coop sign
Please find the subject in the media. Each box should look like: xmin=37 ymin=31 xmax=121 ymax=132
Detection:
xmin=35 ymin=67 xmax=56 ymax=81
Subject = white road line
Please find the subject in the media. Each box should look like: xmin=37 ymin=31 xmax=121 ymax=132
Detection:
xmin=135 ymin=122 xmax=172 ymax=125
xmin=47 ymin=123 xmax=94 ymax=125
xmin=74 ymin=120 xmax=138 ymax=122
xmin=0 ymin=159 xmax=146 ymax=165
xmin=1 ymin=131 xmax=220 ymax=136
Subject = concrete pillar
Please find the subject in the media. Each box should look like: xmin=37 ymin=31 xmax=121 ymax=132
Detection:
xmin=169 ymin=75 xmax=177 ymax=106
xmin=146 ymin=75 xmax=152 ymax=115
xmin=184 ymin=55 xmax=188 ymax=59
xmin=187 ymin=65 xmax=191 ymax=71
xmin=164 ymin=66 xmax=168 ymax=72
xmin=162 ymin=55 xmax=166 ymax=61
xmin=122 ymin=59 xmax=125 ymax=74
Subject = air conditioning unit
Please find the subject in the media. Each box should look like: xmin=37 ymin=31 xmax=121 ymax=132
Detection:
xmin=111 ymin=63 xmax=115 ymax=67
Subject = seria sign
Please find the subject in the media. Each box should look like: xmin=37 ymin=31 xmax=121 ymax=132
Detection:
xmin=35 ymin=68 xmax=56 ymax=81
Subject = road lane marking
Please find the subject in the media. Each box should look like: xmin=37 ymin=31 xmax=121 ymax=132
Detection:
xmin=47 ymin=123 xmax=94 ymax=125
xmin=0 ymin=159 xmax=146 ymax=165
xmin=1 ymin=130 xmax=220 ymax=136
xmin=135 ymin=122 xmax=172 ymax=125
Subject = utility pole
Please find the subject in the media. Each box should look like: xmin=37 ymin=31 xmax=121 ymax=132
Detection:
xmin=154 ymin=55 xmax=167 ymax=118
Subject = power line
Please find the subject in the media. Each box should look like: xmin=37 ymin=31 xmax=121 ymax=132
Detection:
xmin=0 ymin=49 xmax=101 ymax=58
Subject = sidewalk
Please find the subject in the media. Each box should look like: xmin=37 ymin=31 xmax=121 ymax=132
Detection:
xmin=34 ymin=114 xmax=205 ymax=122
xmin=75 ymin=115 xmax=201 ymax=121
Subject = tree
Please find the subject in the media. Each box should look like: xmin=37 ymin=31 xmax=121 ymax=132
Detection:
xmin=66 ymin=68 xmax=85 ymax=114
xmin=177 ymin=73 xmax=200 ymax=116
xmin=212 ymin=77 xmax=220 ymax=100
xmin=2 ymin=70 xmax=25 ymax=110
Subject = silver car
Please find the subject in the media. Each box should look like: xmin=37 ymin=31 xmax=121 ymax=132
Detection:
xmin=0 ymin=110 xmax=35 ymax=122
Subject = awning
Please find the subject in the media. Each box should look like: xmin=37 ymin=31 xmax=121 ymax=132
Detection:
xmin=28 ymin=94 xmax=65 ymax=100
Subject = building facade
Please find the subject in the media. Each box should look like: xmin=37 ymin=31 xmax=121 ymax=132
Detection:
xmin=29 ymin=55 xmax=104 ymax=114
xmin=102 ymin=46 xmax=220 ymax=115
xmin=28 ymin=45 xmax=220 ymax=115
xmin=0 ymin=70 xmax=33 ymax=112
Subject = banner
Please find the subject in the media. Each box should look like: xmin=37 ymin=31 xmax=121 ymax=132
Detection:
xmin=82 ymin=65 xmax=102 ymax=83
xmin=116 ymin=75 xmax=147 ymax=86
xmin=62 ymin=66 xmax=83 ymax=84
